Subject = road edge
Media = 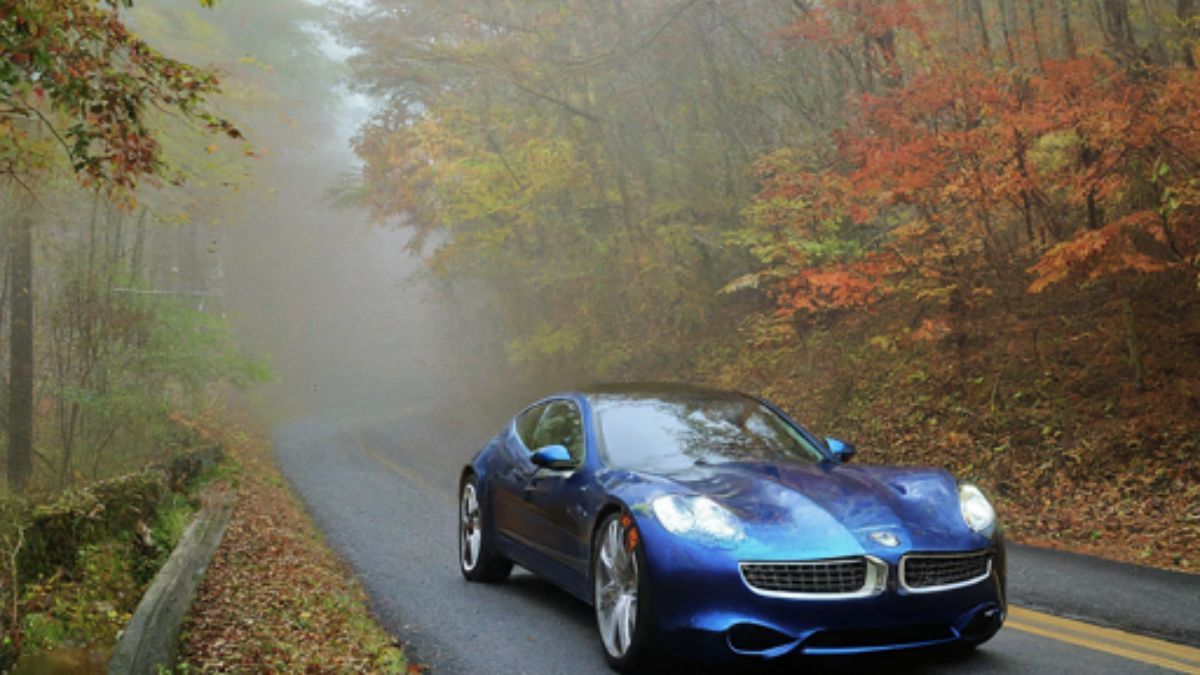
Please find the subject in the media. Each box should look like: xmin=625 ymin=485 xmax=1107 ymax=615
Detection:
xmin=1007 ymin=542 xmax=1200 ymax=648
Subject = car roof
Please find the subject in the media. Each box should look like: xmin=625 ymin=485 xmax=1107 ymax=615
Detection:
xmin=577 ymin=382 xmax=744 ymax=400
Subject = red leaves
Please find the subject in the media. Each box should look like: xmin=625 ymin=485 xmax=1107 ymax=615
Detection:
xmin=779 ymin=253 xmax=899 ymax=316
xmin=911 ymin=316 xmax=952 ymax=342
xmin=784 ymin=268 xmax=876 ymax=313
xmin=1 ymin=0 xmax=238 ymax=190
xmin=1028 ymin=212 xmax=1173 ymax=293
xmin=781 ymin=0 xmax=926 ymax=57
xmin=752 ymin=6 xmax=1200 ymax=317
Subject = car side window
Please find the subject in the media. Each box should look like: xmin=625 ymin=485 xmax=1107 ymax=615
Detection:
xmin=515 ymin=403 xmax=548 ymax=451
xmin=530 ymin=400 xmax=585 ymax=465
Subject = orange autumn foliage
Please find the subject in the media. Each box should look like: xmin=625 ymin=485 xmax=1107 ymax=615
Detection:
xmin=749 ymin=2 xmax=1200 ymax=320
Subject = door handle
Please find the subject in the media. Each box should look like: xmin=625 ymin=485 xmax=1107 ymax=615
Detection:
xmin=523 ymin=478 xmax=541 ymax=498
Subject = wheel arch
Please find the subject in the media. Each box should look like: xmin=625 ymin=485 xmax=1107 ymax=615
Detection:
xmin=459 ymin=464 xmax=476 ymax=490
xmin=589 ymin=500 xmax=632 ymax=583
xmin=460 ymin=463 xmax=492 ymax=521
xmin=592 ymin=502 xmax=627 ymax=542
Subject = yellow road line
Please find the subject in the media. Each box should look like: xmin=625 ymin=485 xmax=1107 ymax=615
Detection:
xmin=347 ymin=430 xmax=455 ymax=507
xmin=1008 ymin=607 xmax=1200 ymax=674
xmin=1010 ymin=607 xmax=1200 ymax=664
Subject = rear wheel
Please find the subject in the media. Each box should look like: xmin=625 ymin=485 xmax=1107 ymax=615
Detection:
xmin=459 ymin=478 xmax=512 ymax=582
xmin=593 ymin=513 xmax=653 ymax=672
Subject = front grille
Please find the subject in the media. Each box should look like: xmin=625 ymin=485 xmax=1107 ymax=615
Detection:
xmin=740 ymin=558 xmax=869 ymax=595
xmin=901 ymin=551 xmax=991 ymax=590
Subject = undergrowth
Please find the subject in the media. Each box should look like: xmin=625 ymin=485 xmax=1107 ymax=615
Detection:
xmin=0 ymin=445 xmax=220 ymax=671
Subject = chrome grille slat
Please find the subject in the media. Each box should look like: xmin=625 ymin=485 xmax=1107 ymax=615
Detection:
xmin=740 ymin=557 xmax=878 ymax=596
xmin=901 ymin=551 xmax=991 ymax=591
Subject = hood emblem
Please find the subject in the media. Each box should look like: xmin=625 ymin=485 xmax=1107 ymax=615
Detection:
xmin=870 ymin=532 xmax=900 ymax=547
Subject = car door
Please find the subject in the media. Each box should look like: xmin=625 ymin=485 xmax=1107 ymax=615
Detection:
xmin=491 ymin=403 xmax=546 ymax=546
xmin=520 ymin=399 xmax=591 ymax=575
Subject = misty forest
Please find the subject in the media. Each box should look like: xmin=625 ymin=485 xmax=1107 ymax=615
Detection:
xmin=1 ymin=0 xmax=1198 ymax=672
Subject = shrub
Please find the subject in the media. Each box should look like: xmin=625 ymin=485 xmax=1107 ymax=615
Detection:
xmin=18 ymin=472 xmax=167 ymax=581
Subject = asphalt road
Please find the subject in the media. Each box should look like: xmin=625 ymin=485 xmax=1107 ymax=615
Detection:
xmin=274 ymin=412 xmax=1200 ymax=674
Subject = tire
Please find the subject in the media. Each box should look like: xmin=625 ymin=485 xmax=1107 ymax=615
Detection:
xmin=458 ymin=476 xmax=512 ymax=582
xmin=592 ymin=512 xmax=654 ymax=672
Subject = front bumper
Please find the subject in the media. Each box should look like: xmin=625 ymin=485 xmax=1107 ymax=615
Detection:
xmin=643 ymin=533 xmax=1007 ymax=662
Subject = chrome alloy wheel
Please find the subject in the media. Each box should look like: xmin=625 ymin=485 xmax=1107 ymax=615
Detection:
xmin=460 ymin=483 xmax=483 ymax=572
xmin=595 ymin=517 xmax=639 ymax=658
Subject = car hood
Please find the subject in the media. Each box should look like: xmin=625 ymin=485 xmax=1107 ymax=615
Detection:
xmin=623 ymin=460 xmax=985 ymax=559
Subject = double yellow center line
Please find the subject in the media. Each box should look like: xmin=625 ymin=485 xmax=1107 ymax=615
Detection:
xmin=1007 ymin=606 xmax=1200 ymax=674
xmin=348 ymin=430 xmax=456 ymax=507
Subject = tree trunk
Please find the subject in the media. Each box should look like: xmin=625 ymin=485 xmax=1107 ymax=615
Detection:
xmin=7 ymin=210 xmax=34 ymax=493
xmin=971 ymin=0 xmax=993 ymax=54
xmin=131 ymin=208 xmax=147 ymax=280
xmin=1059 ymin=0 xmax=1078 ymax=58
xmin=1000 ymin=0 xmax=1021 ymax=66
xmin=1101 ymin=0 xmax=1137 ymax=54
xmin=1086 ymin=190 xmax=1102 ymax=230
xmin=1028 ymin=0 xmax=1047 ymax=70
xmin=1141 ymin=0 xmax=1170 ymax=64
xmin=691 ymin=7 xmax=746 ymax=199
xmin=1082 ymin=144 xmax=1103 ymax=230
xmin=1179 ymin=0 xmax=1198 ymax=68
xmin=1119 ymin=284 xmax=1146 ymax=390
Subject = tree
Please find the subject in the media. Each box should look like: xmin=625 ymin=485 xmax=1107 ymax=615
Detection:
xmin=339 ymin=0 xmax=837 ymax=378
xmin=1 ymin=0 xmax=237 ymax=492
xmin=6 ymin=203 xmax=32 ymax=492
xmin=733 ymin=2 xmax=1200 ymax=385
xmin=340 ymin=0 xmax=1200 ymax=394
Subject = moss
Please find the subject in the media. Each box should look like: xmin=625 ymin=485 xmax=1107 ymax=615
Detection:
xmin=19 ymin=541 xmax=139 ymax=653
xmin=18 ymin=472 xmax=167 ymax=581
xmin=141 ymin=492 xmax=198 ymax=584
xmin=2 ymin=446 xmax=232 ymax=671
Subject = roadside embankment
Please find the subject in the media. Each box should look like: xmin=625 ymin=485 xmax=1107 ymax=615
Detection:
xmin=1 ymin=440 xmax=224 ymax=672
xmin=177 ymin=417 xmax=410 ymax=673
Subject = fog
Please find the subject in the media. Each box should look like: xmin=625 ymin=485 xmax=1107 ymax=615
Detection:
xmin=219 ymin=151 xmax=443 ymax=419
xmin=127 ymin=0 xmax=1200 ymax=481
xmin=136 ymin=0 xmax=528 ymax=438
xmin=219 ymin=109 xmax=518 ymax=437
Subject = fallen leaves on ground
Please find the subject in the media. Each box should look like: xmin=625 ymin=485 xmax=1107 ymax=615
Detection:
xmin=179 ymin=419 xmax=417 ymax=673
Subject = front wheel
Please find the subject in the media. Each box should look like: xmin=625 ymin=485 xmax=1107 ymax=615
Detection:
xmin=593 ymin=513 xmax=654 ymax=672
xmin=459 ymin=477 xmax=512 ymax=582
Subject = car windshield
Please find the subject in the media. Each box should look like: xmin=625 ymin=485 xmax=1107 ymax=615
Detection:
xmin=591 ymin=393 xmax=827 ymax=472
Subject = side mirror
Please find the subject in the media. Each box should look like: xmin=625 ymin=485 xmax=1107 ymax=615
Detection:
xmin=531 ymin=444 xmax=574 ymax=470
xmin=825 ymin=437 xmax=857 ymax=463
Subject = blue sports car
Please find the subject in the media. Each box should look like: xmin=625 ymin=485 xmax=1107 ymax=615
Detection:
xmin=458 ymin=384 xmax=1006 ymax=671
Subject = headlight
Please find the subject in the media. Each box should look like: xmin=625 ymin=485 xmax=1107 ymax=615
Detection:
xmin=651 ymin=495 xmax=744 ymax=543
xmin=959 ymin=483 xmax=996 ymax=536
